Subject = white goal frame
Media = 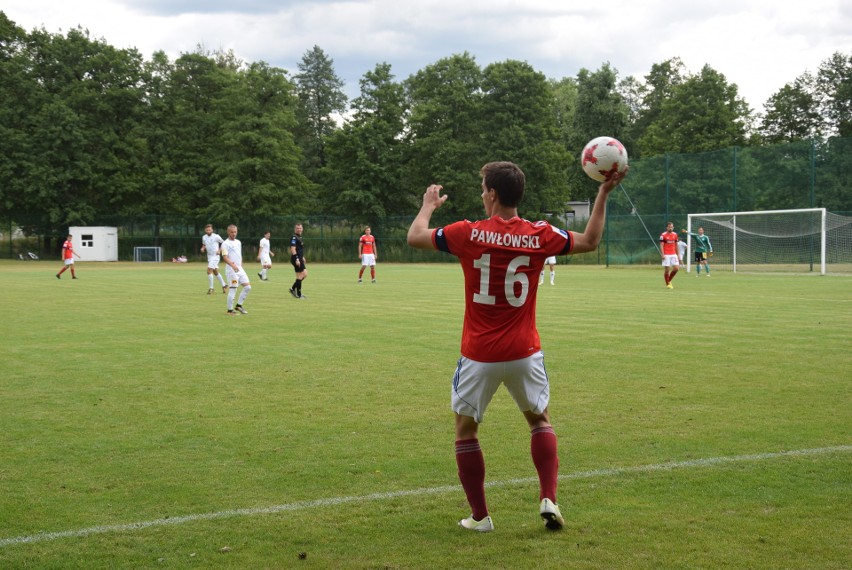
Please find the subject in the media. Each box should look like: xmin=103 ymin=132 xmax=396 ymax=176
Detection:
xmin=687 ymin=208 xmax=827 ymax=275
xmin=133 ymin=246 xmax=163 ymax=263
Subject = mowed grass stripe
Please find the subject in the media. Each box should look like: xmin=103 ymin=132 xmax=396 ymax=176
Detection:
xmin=1 ymin=445 xmax=847 ymax=547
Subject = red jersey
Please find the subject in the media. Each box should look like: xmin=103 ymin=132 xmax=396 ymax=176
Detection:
xmin=62 ymin=240 xmax=74 ymax=260
xmin=659 ymin=231 xmax=678 ymax=255
xmin=359 ymin=234 xmax=375 ymax=255
xmin=433 ymin=216 xmax=573 ymax=362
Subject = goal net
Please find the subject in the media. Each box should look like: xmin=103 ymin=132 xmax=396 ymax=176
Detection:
xmin=686 ymin=208 xmax=852 ymax=275
xmin=133 ymin=246 xmax=163 ymax=262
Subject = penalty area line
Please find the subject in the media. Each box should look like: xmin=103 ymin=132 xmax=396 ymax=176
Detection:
xmin=1 ymin=445 xmax=849 ymax=548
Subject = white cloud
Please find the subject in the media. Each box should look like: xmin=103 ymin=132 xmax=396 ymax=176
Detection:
xmin=3 ymin=0 xmax=850 ymax=108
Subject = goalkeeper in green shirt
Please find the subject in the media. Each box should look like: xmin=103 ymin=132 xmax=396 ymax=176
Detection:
xmin=683 ymin=227 xmax=713 ymax=276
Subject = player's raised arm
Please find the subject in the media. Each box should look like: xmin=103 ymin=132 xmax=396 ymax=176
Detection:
xmin=407 ymin=184 xmax=448 ymax=250
xmin=571 ymin=168 xmax=628 ymax=254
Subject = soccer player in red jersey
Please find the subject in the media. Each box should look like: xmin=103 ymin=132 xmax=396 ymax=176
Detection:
xmin=357 ymin=226 xmax=377 ymax=283
xmin=56 ymin=234 xmax=81 ymax=279
xmin=659 ymin=221 xmax=680 ymax=289
xmin=407 ymin=161 xmax=627 ymax=532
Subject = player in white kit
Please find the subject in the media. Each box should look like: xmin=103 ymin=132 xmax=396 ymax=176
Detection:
xmin=221 ymin=224 xmax=252 ymax=315
xmin=201 ymin=224 xmax=227 ymax=294
xmin=258 ymin=231 xmax=273 ymax=281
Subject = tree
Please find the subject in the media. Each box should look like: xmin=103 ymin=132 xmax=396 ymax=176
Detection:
xmin=759 ymin=73 xmax=823 ymax=143
xmin=403 ymin=52 xmax=484 ymax=219
xmin=816 ymin=51 xmax=852 ymax=137
xmin=479 ymin=60 xmax=570 ymax=218
xmin=624 ymin=57 xmax=686 ymax=159
xmin=322 ymin=62 xmax=408 ymax=220
xmin=293 ymin=45 xmax=347 ymax=181
xmin=568 ymin=63 xmax=630 ymax=202
xmin=1 ymin=22 xmax=148 ymax=248
xmin=570 ymin=63 xmax=629 ymax=151
xmin=640 ymin=64 xmax=750 ymax=155
xmin=209 ymin=61 xmax=313 ymax=219
xmin=162 ymin=52 xmax=236 ymax=220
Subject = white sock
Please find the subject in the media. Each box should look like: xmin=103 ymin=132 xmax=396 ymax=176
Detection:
xmin=208 ymin=274 xmax=214 ymax=288
xmin=218 ymin=273 xmax=226 ymax=286
xmin=550 ymin=271 xmax=555 ymax=283
xmin=227 ymin=288 xmax=236 ymax=309
xmin=238 ymin=285 xmax=251 ymax=306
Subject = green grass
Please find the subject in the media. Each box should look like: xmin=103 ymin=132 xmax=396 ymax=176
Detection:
xmin=1 ymin=260 xmax=850 ymax=569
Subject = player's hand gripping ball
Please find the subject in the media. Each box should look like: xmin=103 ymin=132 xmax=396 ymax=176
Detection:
xmin=580 ymin=136 xmax=628 ymax=182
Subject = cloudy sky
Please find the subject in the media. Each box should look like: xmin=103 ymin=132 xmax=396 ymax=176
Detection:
xmin=4 ymin=0 xmax=851 ymax=110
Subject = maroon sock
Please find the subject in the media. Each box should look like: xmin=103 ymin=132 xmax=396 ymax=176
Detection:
xmin=670 ymin=268 xmax=678 ymax=281
xmin=455 ymin=439 xmax=488 ymax=520
xmin=530 ymin=426 xmax=559 ymax=502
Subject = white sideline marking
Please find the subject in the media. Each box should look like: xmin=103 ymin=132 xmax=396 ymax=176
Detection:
xmin=1 ymin=445 xmax=848 ymax=548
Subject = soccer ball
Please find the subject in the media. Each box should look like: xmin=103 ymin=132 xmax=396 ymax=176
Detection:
xmin=580 ymin=136 xmax=628 ymax=182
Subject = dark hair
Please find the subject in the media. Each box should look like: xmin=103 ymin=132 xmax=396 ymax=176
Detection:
xmin=480 ymin=161 xmax=525 ymax=207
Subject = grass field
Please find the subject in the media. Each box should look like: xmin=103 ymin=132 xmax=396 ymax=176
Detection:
xmin=0 ymin=260 xmax=849 ymax=569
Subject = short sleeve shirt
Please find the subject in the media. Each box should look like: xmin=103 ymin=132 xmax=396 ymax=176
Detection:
xmin=290 ymin=234 xmax=304 ymax=257
xmin=259 ymin=237 xmax=271 ymax=257
xmin=221 ymin=238 xmax=242 ymax=267
xmin=359 ymin=235 xmax=375 ymax=255
xmin=433 ymin=215 xmax=573 ymax=362
xmin=660 ymin=231 xmax=678 ymax=255
xmin=202 ymin=233 xmax=223 ymax=257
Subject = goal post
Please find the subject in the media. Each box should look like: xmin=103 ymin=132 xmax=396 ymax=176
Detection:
xmin=685 ymin=208 xmax=852 ymax=275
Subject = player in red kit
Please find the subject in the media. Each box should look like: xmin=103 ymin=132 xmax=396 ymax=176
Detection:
xmin=358 ymin=226 xmax=377 ymax=283
xmin=659 ymin=221 xmax=680 ymax=289
xmin=407 ymin=161 xmax=627 ymax=532
xmin=56 ymin=234 xmax=81 ymax=279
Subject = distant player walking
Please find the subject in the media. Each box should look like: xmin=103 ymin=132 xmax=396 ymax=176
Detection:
xmin=56 ymin=234 xmax=80 ymax=279
xmin=289 ymin=223 xmax=307 ymax=299
xmin=221 ymin=224 xmax=251 ymax=315
xmin=539 ymin=256 xmax=556 ymax=285
xmin=258 ymin=231 xmax=273 ymax=281
xmin=660 ymin=221 xmax=680 ymax=289
xmin=407 ymin=160 xmax=627 ymax=533
xmin=201 ymin=224 xmax=227 ymax=294
xmin=358 ymin=226 xmax=377 ymax=283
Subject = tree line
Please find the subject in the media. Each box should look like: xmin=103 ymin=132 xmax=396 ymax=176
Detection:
xmin=1 ymin=11 xmax=850 ymax=246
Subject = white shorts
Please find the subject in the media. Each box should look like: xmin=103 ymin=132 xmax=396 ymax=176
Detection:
xmin=544 ymin=256 xmax=556 ymax=266
xmin=451 ymin=351 xmax=550 ymax=424
xmin=207 ymin=255 xmax=221 ymax=270
xmin=661 ymin=254 xmax=680 ymax=267
xmin=260 ymin=254 xmax=272 ymax=266
xmin=361 ymin=253 xmax=376 ymax=266
xmin=64 ymin=258 xmax=74 ymax=266
xmin=226 ymin=266 xmax=250 ymax=287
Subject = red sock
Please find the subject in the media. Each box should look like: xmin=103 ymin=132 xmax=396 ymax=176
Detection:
xmin=370 ymin=267 xmax=375 ymax=279
xmin=455 ymin=439 xmax=488 ymax=519
xmin=670 ymin=268 xmax=678 ymax=280
xmin=531 ymin=426 xmax=559 ymax=502
xmin=359 ymin=268 xmax=364 ymax=278
xmin=664 ymin=273 xmax=670 ymax=284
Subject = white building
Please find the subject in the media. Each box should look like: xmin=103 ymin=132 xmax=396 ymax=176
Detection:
xmin=69 ymin=226 xmax=118 ymax=261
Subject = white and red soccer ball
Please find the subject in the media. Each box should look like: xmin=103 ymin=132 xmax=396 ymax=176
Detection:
xmin=580 ymin=136 xmax=628 ymax=182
